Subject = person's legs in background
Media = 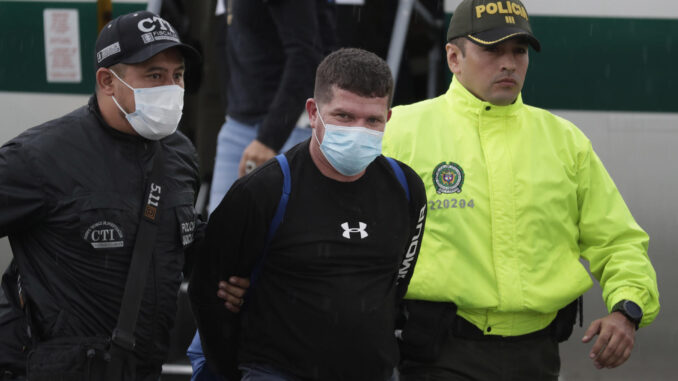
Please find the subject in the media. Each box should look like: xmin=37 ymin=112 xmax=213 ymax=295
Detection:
xmin=279 ymin=125 xmax=311 ymax=153
xmin=208 ymin=117 xmax=256 ymax=213
xmin=208 ymin=119 xmax=310 ymax=213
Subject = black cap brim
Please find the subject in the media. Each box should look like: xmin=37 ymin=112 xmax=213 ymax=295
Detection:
xmin=120 ymin=40 xmax=201 ymax=66
xmin=467 ymin=27 xmax=541 ymax=52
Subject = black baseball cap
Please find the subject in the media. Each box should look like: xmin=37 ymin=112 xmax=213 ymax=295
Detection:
xmin=94 ymin=11 xmax=200 ymax=69
xmin=447 ymin=0 xmax=541 ymax=52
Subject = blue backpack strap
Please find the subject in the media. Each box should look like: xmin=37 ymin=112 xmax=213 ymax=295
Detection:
xmin=266 ymin=154 xmax=291 ymax=244
xmin=250 ymin=154 xmax=291 ymax=286
xmin=386 ymin=157 xmax=410 ymax=202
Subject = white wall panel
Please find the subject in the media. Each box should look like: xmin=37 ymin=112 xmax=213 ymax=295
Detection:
xmin=445 ymin=0 xmax=678 ymax=19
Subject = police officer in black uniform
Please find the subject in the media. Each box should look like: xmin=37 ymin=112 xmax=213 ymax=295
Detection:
xmin=0 ymin=11 xmax=201 ymax=380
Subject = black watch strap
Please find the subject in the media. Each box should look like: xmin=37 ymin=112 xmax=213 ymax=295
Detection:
xmin=612 ymin=300 xmax=642 ymax=329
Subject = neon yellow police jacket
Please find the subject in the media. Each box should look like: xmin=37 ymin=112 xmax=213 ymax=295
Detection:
xmin=383 ymin=77 xmax=659 ymax=336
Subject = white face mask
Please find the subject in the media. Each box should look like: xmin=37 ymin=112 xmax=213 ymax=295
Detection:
xmin=110 ymin=70 xmax=184 ymax=140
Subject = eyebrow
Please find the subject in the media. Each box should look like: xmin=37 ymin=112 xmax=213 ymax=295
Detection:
xmin=331 ymin=107 xmax=351 ymax=115
xmin=332 ymin=108 xmax=385 ymax=122
xmin=144 ymin=64 xmax=186 ymax=73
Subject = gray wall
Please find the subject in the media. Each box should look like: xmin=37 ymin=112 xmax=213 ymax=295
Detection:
xmin=555 ymin=110 xmax=678 ymax=380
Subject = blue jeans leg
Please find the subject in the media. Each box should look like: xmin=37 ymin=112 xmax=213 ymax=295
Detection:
xmin=208 ymin=117 xmax=311 ymax=214
xmin=208 ymin=117 xmax=255 ymax=213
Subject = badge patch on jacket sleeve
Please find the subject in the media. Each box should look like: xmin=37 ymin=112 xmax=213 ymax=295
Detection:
xmin=433 ymin=162 xmax=464 ymax=194
xmin=176 ymin=205 xmax=196 ymax=248
xmin=180 ymin=220 xmax=195 ymax=247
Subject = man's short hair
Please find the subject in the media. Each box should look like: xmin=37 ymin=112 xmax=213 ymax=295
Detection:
xmin=314 ymin=48 xmax=394 ymax=106
xmin=449 ymin=37 xmax=467 ymax=55
xmin=109 ymin=63 xmax=127 ymax=76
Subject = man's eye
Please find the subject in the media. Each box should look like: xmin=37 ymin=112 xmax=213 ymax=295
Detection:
xmin=149 ymin=73 xmax=161 ymax=80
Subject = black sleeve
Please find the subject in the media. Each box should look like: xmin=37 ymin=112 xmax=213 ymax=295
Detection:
xmin=188 ymin=164 xmax=281 ymax=376
xmin=395 ymin=162 xmax=428 ymax=301
xmin=256 ymin=0 xmax=323 ymax=151
xmin=182 ymin=211 xmax=206 ymax=276
xmin=182 ymin=145 xmax=206 ymax=276
xmin=0 ymin=141 xmax=47 ymax=238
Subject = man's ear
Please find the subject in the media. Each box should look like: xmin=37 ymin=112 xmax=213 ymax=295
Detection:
xmin=446 ymin=43 xmax=462 ymax=76
xmin=306 ymin=98 xmax=318 ymax=128
xmin=386 ymin=109 xmax=392 ymax=123
xmin=96 ymin=68 xmax=115 ymax=96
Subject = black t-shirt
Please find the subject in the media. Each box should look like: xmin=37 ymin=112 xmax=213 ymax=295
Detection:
xmin=192 ymin=140 xmax=427 ymax=381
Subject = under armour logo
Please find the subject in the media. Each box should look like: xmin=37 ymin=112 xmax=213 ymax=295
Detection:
xmin=341 ymin=222 xmax=368 ymax=239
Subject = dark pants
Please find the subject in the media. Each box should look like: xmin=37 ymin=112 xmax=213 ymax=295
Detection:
xmin=240 ymin=364 xmax=397 ymax=381
xmin=400 ymin=319 xmax=560 ymax=381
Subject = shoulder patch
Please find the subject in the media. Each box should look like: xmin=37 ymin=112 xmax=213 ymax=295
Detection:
xmin=433 ymin=162 xmax=464 ymax=194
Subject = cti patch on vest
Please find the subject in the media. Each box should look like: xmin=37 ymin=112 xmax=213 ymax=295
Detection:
xmin=433 ymin=162 xmax=464 ymax=194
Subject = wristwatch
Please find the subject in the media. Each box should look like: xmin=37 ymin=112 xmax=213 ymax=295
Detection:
xmin=611 ymin=300 xmax=643 ymax=329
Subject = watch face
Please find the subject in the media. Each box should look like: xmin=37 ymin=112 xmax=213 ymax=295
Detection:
xmin=624 ymin=300 xmax=643 ymax=321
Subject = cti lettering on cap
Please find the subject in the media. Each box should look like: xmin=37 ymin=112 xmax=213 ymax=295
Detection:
xmin=476 ymin=1 xmax=528 ymax=20
xmin=137 ymin=16 xmax=175 ymax=33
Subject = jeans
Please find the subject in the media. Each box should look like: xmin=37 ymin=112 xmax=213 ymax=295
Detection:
xmin=208 ymin=116 xmax=311 ymax=213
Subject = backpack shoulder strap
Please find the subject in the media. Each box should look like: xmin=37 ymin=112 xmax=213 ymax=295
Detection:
xmin=266 ymin=154 xmax=291 ymax=243
xmin=250 ymin=154 xmax=291 ymax=286
xmin=385 ymin=157 xmax=410 ymax=202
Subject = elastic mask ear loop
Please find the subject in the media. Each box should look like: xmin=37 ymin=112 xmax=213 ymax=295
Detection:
xmin=313 ymin=127 xmax=322 ymax=147
xmin=111 ymin=96 xmax=129 ymax=116
xmin=109 ymin=69 xmax=134 ymax=91
xmin=314 ymin=105 xmax=326 ymax=146
xmin=109 ymin=69 xmax=134 ymax=116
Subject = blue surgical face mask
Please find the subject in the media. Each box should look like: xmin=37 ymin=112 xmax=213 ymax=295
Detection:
xmin=315 ymin=107 xmax=384 ymax=176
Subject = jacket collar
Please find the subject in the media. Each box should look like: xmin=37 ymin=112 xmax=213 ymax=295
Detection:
xmin=444 ymin=76 xmax=524 ymax=117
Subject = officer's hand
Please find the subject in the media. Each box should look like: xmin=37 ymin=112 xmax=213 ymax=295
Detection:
xmin=582 ymin=312 xmax=636 ymax=369
xmin=217 ymin=277 xmax=251 ymax=313
xmin=238 ymin=140 xmax=276 ymax=177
